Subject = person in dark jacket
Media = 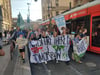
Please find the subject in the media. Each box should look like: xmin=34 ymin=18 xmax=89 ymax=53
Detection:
xmin=0 ymin=32 xmax=5 ymax=56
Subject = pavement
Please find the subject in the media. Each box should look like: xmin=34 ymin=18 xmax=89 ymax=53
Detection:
xmin=0 ymin=45 xmax=10 ymax=75
xmin=0 ymin=41 xmax=31 ymax=75
xmin=30 ymin=52 xmax=100 ymax=75
xmin=13 ymin=47 xmax=31 ymax=75
xmin=0 ymin=38 xmax=100 ymax=75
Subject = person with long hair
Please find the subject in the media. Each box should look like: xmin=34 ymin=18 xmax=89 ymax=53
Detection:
xmin=16 ymin=33 xmax=28 ymax=63
xmin=72 ymin=28 xmax=88 ymax=63
xmin=52 ymin=31 xmax=59 ymax=63
xmin=61 ymin=27 xmax=70 ymax=65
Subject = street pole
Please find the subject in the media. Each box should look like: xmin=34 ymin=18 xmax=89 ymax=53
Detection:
xmin=69 ymin=2 xmax=71 ymax=9
xmin=27 ymin=3 xmax=31 ymax=29
xmin=47 ymin=0 xmax=52 ymax=31
xmin=0 ymin=5 xmax=3 ymax=32
xmin=27 ymin=3 xmax=30 ymax=17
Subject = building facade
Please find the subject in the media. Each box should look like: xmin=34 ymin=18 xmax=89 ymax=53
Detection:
xmin=73 ymin=0 xmax=94 ymax=7
xmin=0 ymin=0 xmax=12 ymax=31
xmin=42 ymin=0 xmax=71 ymax=21
xmin=41 ymin=0 xmax=94 ymax=21
xmin=12 ymin=18 xmax=17 ymax=28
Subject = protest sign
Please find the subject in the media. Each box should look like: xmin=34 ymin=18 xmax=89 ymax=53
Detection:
xmin=73 ymin=38 xmax=88 ymax=57
xmin=54 ymin=15 xmax=66 ymax=33
xmin=29 ymin=35 xmax=70 ymax=63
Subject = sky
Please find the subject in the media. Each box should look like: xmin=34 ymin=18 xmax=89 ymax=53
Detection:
xmin=11 ymin=0 xmax=42 ymax=21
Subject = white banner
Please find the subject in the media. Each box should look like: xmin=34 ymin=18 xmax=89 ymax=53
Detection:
xmin=73 ymin=38 xmax=88 ymax=56
xmin=29 ymin=35 xmax=70 ymax=63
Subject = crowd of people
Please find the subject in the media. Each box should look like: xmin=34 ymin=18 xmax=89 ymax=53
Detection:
xmin=0 ymin=26 xmax=88 ymax=64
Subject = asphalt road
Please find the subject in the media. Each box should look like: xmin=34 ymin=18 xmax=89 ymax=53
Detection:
xmin=30 ymin=52 xmax=100 ymax=75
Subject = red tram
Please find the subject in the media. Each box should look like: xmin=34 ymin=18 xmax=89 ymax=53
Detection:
xmin=40 ymin=1 xmax=100 ymax=54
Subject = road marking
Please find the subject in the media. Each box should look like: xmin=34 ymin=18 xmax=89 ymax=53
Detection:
xmin=21 ymin=65 xmax=30 ymax=71
xmin=69 ymin=65 xmax=83 ymax=75
xmin=42 ymin=63 xmax=51 ymax=75
xmin=86 ymin=62 xmax=96 ymax=67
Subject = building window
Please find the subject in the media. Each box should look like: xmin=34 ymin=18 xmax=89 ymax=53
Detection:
xmin=45 ymin=16 xmax=47 ymax=20
xmin=43 ymin=16 xmax=45 ymax=20
xmin=74 ymin=0 xmax=82 ymax=6
xmin=89 ymin=0 xmax=94 ymax=2
xmin=56 ymin=0 xmax=59 ymax=6
xmin=56 ymin=11 xmax=59 ymax=15
xmin=77 ymin=0 xmax=82 ymax=5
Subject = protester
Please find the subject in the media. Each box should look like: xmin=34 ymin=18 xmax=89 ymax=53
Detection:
xmin=53 ymin=31 xmax=59 ymax=63
xmin=4 ymin=30 xmax=7 ymax=38
xmin=16 ymin=33 xmax=28 ymax=63
xmin=34 ymin=29 xmax=42 ymax=40
xmin=27 ymin=26 xmax=88 ymax=65
xmin=22 ymin=29 xmax=28 ymax=38
xmin=6 ymin=31 xmax=11 ymax=44
xmin=80 ymin=28 xmax=87 ymax=39
xmin=10 ymin=27 xmax=21 ymax=49
xmin=61 ymin=27 xmax=70 ymax=65
xmin=27 ymin=29 xmax=35 ymax=41
xmin=93 ymin=24 xmax=100 ymax=47
xmin=46 ymin=29 xmax=51 ymax=37
xmin=10 ymin=27 xmax=13 ymax=35
xmin=72 ymin=28 xmax=88 ymax=63
xmin=41 ymin=29 xmax=49 ymax=64
xmin=0 ymin=32 xmax=5 ymax=56
xmin=0 ymin=47 xmax=5 ymax=56
xmin=76 ymin=25 xmax=80 ymax=34
xmin=53 ymin=31 xmax=58 ymax=37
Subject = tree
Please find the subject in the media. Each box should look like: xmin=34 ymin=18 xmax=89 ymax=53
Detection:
xmin=17 ymin=12 xmax=24 ymax=28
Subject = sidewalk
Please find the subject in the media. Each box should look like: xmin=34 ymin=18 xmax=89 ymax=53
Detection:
xmin=13 ymin=47 xmax=31 ymax=75
xmin=0 ymin=45 xmax=10 ymax=75
xmin=0 ymin=43 xmax=31 ymax=75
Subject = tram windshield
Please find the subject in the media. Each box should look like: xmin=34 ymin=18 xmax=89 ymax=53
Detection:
xmin=92 ymin=16 xmax=100 ymax=47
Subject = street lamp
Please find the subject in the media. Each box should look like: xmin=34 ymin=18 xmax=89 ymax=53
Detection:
xmin=27 ymin=3 xmax=30 ymax=21
xmin=27 ymin=3 xmax=31 ymax=29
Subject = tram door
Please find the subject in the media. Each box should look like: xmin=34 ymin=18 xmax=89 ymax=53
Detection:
xmin=90 ymin=12 xmax=100 ymax=53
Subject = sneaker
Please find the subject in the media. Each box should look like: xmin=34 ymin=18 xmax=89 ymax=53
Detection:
xmin=56 ymin=60 xmax=58 ymax=63
xmin=44 ymin=61 xmax=47 ymax=64
xmin=78 ymin=61 xmax=82 ymax=64
xmin=66 ymin=61 xmax=70 ymax=65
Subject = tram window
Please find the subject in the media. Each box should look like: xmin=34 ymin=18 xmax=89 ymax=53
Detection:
xmin=92 ymin=16 xmax=100 ymax=47
xmin=66 ymin=20 xmax=71 ymax=34
xmin=70 ymin=16 xmax=90 ymax=36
